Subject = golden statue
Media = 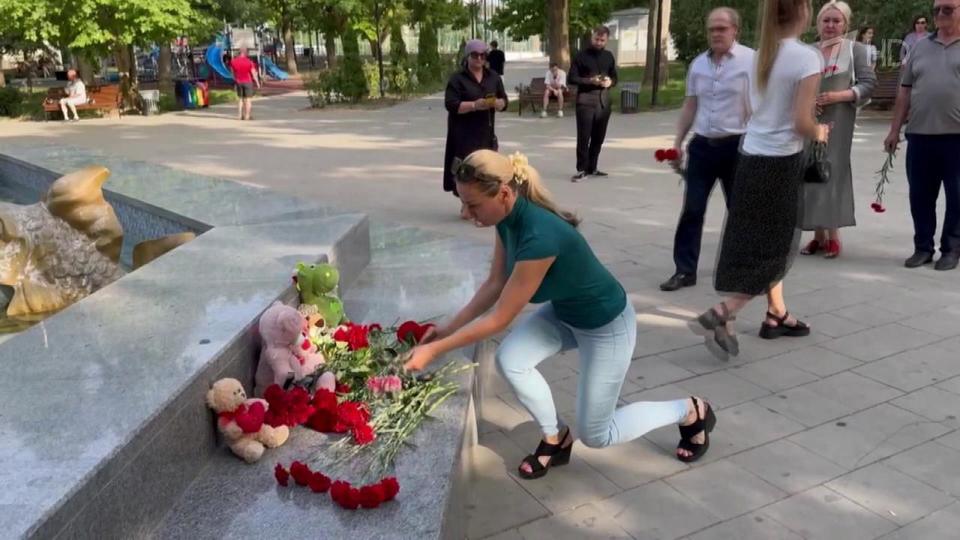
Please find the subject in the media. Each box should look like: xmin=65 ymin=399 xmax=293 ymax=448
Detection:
xmin=0 ymin=166 xmax=194 ymax=332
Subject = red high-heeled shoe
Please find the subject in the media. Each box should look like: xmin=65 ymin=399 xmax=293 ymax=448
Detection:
xmin=824 ymin=239 xmax=841 ymax=259
xmin=800 ymin=239 xmax=822 ymax=255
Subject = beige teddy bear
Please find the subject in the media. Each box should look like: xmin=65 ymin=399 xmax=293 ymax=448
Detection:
xmin=205 ymin=378 xmax=290 ymax=463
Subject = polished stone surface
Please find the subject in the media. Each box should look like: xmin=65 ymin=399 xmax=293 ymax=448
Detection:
xmin=0 ymin=152 xmax=372 ymax=539
xmin=153 ymin=222 xmax=491 ymax=540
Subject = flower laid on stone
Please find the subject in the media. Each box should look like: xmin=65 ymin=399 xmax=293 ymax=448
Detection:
xmin=212 ymin=263 xmax=473 ymax=507
xmin=274 ymin=461 xmax=399 ymax=510
xmin=872 ymin=150 xmax=896 ymax=214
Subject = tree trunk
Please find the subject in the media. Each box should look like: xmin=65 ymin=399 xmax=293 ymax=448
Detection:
xmin=324 ymin=33 xmax=338 ymax=70
xmin=547 ymin=0 xmax=571 ymax=69
xmin=158 ymin=43 xmax=173 ymax=96
xmin=282 ymin=13 xmax=299 ymax=75
xmin=0 ymin=68 xmax=5 ymax=87
xmin=643 ymin=0 xmax=671 ymax=88
xmin=76 ymin=53 xmax=95 ymax=85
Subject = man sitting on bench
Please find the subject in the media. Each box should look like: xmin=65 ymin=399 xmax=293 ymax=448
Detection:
xmin=542 ymin=62 xmax=567 ymax=118
xmin=59 ymin=69 xmax=87 ymax=122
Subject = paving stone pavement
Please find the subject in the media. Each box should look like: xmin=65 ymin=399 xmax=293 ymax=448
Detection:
xmin=1 ymin=59 xmax=958 ymax=539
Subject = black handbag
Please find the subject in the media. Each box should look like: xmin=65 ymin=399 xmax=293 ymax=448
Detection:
xmin=803 ymin=141 xmax=831 ymax=184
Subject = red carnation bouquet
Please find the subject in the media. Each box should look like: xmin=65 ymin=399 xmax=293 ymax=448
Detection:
xmin=871 ymin=150 xmax=896 ymax=214
xmin=655 ymin=147 xmax=686 ymax=178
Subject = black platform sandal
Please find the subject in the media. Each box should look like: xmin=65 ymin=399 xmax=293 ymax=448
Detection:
xmin=691 ymin=304 xmax=739 ymax=358
xmin=677 ymin=397 xmax=717 ymax=463
xmin=518 ymin=427 xmax=573 ymax=480
xmin=759 ymin=311 xmax=811 ymax=340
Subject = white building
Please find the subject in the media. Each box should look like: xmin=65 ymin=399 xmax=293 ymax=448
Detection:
xmin=604 ymin=7 xmax=677 ymax=66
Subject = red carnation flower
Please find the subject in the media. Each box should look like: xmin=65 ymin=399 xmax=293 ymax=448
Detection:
xmin=290 ymin=461 xmax=313 ymax=486
xmin=335 ymin=401 xmax=370 ymax=432
xmin=655 ymin=149 xmax=666 ymax=162
xmin=369 ymin=323 xmax=382 ymax=332
xmin=333 ymin=322 xmax=371 ymax=351
xmin=300 ymin=339 xmax=311 ymax=351
xmin=335 ymin=382 xmax=351 ymax=394
xmin=380 ymin=477 xmax=400 ymax=501
xmin=309 ymin=472 xmax=332 ymax=493
xmin=665 ymin=148 xmax=680 ymax=161
xmin=397 ymin=321 xmax=436 ymax=344
xmin=352 ymin=423 xmax=376 ymax=445
xmin=359 ymin=484 xmax=386 ymax=508
xmin=871 ymin=201 xmax=886 ymax=213
xmin=274 ymin=463 xmax=290 ymax=487
xmin=330 ymin=480 xmax=351 ymax=503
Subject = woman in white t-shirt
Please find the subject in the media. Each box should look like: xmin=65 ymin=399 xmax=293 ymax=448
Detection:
xmin=690 ymin=0 xmax=830 ymax=359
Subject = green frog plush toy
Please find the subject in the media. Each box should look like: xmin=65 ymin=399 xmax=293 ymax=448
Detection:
xmin=294 ymin=262 xmax=345 ymax=328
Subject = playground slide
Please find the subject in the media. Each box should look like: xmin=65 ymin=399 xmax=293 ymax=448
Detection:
xmin=260 ymin=55 xmax=289 ymax=80
xmin=205 ymin=44 xmax=234 ymax=83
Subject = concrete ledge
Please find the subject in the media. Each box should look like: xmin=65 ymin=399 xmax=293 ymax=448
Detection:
xmin=0 ymin=152 xmax=372 ymax=539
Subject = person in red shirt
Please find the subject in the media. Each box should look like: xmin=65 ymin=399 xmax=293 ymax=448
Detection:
xmin=230 ymin=47 xmax=261 ymax=120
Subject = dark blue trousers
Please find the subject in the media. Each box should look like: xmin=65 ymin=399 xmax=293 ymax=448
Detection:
xmin=905 ymin=134 xmax=960 ymax=254
xmin=672 ymin=135 xmax=740 ymax=275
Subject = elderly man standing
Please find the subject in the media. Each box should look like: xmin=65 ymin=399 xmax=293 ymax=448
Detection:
xmin=885 ymin=0 xmax=960 ymax=271
xmin=660 ymin=8 xmax=755 ymax=291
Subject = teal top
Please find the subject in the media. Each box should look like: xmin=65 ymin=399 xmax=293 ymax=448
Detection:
xmin=496 ymin=196 xmax=627 ymax=329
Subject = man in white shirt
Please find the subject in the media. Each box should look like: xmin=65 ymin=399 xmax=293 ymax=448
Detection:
xmin=542 ymin=63 xmax=567 ymax=118
xmin=59 ymin=69 xmax=87 ymax=122
xmin=661 ymin=7 xmax=755 ymax=292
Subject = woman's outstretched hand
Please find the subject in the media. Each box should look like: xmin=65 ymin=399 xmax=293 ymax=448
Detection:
xmin=403 ymin=344 xmax=438 ymax=373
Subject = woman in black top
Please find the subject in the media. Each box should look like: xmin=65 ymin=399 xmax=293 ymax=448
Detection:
xmin=443 ymin=40 xmax=508 ymax=219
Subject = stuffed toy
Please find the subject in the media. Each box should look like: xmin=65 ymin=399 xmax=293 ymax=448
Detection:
xmin=294 ymin=262 xmax=345 ymax=328
xmin=206 ymin=378 xmax=290 ymax=463
xmin=255 ymin=301 xmax=325 ymax=395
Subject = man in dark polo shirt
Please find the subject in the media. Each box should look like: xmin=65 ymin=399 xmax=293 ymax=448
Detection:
xmin=569 ymin=25 xmax=618 ymax=182
xmin=886 ymin=0 xmax=960 ymax=271
xmin=487 ymin=41 xmax=506 ymax=76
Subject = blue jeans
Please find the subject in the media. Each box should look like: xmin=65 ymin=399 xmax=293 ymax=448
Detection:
xmin=905 ymin=134 xmax=960 ymax=254
xmin=673 ymin=135 xmax=739 ymax=274
xmin=496 ymin=302 xmax=689 ymax=448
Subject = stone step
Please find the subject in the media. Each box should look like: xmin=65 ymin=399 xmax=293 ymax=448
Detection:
xmin=151 ymin=222 xmax=494 ymax=540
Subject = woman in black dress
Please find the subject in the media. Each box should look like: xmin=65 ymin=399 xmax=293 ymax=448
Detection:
xmin=443 ymin=40 xmax=508 ymax=219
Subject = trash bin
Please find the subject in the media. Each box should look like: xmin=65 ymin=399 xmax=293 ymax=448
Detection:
xmin=139 ymin=89 xmax=160 ymax=115
xmin=620 ymin=82 xmax=641 ymax=114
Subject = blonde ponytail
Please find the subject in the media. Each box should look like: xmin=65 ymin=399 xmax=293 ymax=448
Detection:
xmin=756 ymin=0 xmax=812 ymax=93
xmin=457 ymin=150 xmax=581 ymax=227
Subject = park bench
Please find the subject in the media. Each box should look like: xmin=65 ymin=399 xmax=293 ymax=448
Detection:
xmin=516 ymin=77 xmax=576 ymax=116
xmin=869 ymin=69 xmax=901 ymax=110
xmin=42 ymin=84 xmax=122 ymax=119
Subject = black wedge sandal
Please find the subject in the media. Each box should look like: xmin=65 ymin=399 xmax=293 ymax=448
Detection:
xmin=676 ymin=397 xmax=717 ymax=463
xmin=759 ymin=311 xmax=811 ymax=340
xmin=518 ymin=427 xmax=573 ymax=480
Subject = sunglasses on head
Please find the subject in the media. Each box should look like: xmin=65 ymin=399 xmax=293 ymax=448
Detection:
xmin=452 ymin=158 xmax=498 ymax=184
xmin=934 ymin=6 xmax=955 ymax=16
xmin=469 ymin=52 xmax=487 ymax=59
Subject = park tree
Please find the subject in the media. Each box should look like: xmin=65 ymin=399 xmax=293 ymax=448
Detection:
xmin=406 ymin=0 xmax=468 ymax=85
xmin=0 ymin=0 xmax=214 ymax=106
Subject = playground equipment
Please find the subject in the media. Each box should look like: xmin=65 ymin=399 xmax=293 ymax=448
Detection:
xmin=260 ymin=55 xmax=289 ymax=80
xmin=204 ymin=43 xmax=234 ymax=83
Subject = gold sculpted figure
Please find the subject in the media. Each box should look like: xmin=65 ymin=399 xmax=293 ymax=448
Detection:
xmin=0 ymin=166 xmax=193 ymax=329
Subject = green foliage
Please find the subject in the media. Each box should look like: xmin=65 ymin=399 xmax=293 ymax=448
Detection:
xmin=416 ymin=21 xmax=443 ymax=86
xmin=491 ymin=0 xmax=635 ymax=42
xmin=671 ymin=0 xmax=932 ymax=68
xmin=0 ymin=86 xmax=23 ymax=116
xmin=386 ymin=22 xmax=415 ymax=96
xmin=340 ymin=28 xmax=368 ymax=101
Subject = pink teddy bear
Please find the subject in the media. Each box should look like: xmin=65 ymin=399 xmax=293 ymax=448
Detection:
xmin=255 ymin=301 xmax=325 ymax=395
